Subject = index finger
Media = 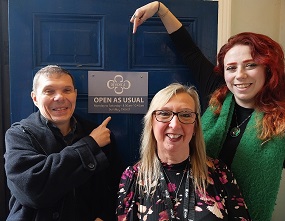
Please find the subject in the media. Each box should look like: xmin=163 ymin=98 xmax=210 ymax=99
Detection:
xmin=101 ymin=116 xmax=111 ymax=127
xmin=133 ymin=19 xmax=139 ymax=34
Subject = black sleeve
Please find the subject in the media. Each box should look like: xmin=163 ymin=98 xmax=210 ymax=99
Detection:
xmin=170 ymin=26 xmax=225 ymax=112
xmin=4 ymin=125 xmax=109 ymax=208
xmin=76 ymin=115 xmax=125 ymax=219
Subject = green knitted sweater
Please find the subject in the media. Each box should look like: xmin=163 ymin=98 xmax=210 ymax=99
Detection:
xmin=202 ymin=93 xmax=285 ymax=221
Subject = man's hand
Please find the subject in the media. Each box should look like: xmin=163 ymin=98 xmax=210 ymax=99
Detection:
xmin=89 ymin=116 xmax=111 ymax=147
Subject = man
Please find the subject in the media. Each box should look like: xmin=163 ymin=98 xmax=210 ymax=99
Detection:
xmin=4 ymin=65 xmax=123 ymax=220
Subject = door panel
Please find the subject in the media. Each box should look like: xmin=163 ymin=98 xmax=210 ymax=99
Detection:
xmin=9 ymin=0 xmax=217 ymax=165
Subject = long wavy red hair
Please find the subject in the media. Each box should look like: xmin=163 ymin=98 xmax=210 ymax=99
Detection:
xmin=210 ymin=32 xmax=285 ymax=140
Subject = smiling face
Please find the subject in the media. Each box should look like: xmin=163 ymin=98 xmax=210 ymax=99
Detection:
xmin=224 ymin=44 xmax=266 ymax=108
xmin=152 ymin=92 xmax=196 ymax=163
xmin=31 ymin=73 xmax=77 ymax=131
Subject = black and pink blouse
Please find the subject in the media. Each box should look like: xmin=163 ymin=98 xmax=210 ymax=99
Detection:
xmin=116 ymin=158 xmax=251 ymax=221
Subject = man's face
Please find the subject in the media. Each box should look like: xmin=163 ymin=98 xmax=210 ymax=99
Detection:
xmin=31 ymin=73 xmax=77 ymax=128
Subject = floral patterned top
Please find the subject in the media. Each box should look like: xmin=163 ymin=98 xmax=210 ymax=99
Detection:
xmin=116 ymin=158 xmax=251 ymax=221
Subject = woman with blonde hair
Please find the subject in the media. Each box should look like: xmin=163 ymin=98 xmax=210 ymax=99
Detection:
xmin=117 ymin=83 xmax=251 ymax=220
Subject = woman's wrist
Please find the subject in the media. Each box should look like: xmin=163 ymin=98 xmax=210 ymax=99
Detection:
xmin=156 ymin=1 xmax=160 ymax=14
xmin=156 ymin=1 xmax=169 ymax=18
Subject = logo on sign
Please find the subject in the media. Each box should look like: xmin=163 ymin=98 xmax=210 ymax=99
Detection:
xmin=107 ymin=75 xmax=131 ymax=94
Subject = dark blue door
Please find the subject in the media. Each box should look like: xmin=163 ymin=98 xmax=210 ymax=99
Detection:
xmin=9 ymin=0 xmax=217 ymax=165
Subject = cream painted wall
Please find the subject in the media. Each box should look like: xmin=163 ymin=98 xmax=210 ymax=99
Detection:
xmin=280 ymin=0 xmax=285 ymax=47
xmin=231 ymin=0 xmax=283 ymax=43
xmin=218 ymin=0 xmax=285 ymax=49
xmin=217 ymin=0 xmax=285 ymax=220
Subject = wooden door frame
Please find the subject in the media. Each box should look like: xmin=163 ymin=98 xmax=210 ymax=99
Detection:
xmin=0 ymin=0 xmax=10 ymax=219
xmin=217 ymin=0 xmax=231 ymax=50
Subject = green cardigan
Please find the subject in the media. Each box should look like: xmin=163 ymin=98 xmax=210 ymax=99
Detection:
xmin=202 ymin=93 xmax=285 ymax=221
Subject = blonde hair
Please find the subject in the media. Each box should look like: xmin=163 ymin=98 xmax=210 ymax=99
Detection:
xmin=138 ymin=83 xmax=208 ymax=196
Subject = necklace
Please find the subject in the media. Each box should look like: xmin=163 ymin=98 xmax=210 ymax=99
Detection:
xmin=162 ymin=164 xmax=188 ymax=204
xmin=230 ymin=109 xmax=252 ymax=137
xmin=159 ymin=161 xmax=194 ymax=221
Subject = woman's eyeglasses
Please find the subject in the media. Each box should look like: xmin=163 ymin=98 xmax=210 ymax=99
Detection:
xmin=153 ymin=110 xmax=198 ymax=124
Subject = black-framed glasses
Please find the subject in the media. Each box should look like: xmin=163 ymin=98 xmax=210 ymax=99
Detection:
xmin=153 ymin=110 xmax=198 ymax=124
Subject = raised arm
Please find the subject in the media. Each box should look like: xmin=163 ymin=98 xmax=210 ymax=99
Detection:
xmin=130 ymin=1 xmax=182 ymax=34
xmin=130 ymin=1 xmax=224 ymax=112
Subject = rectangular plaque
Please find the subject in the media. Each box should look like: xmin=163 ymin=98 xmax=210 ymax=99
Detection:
xmin=88 ymin=71 xmax=148 ymax=114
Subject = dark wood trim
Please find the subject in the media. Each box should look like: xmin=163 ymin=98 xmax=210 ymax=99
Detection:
xmin=0 ymin=0 xmax=10 ymax=219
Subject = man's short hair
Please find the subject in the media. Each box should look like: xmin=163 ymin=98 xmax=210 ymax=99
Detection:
xmin=32 ymin=65 xmax=75 ymax=91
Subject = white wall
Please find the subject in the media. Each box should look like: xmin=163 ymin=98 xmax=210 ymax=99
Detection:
xmin=218 ymin=0 xmax=285 ymax=220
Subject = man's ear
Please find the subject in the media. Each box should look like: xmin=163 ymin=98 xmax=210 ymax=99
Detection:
xmin=31 ymin=91 xmax=38 ymax=107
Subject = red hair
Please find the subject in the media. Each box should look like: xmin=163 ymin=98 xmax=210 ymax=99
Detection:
xmin=210 ymin=32 xmax=285 ymax=140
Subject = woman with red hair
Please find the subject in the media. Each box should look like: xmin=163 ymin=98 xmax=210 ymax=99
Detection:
xmin=129 ymin=2 xmax=285 ymax=221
